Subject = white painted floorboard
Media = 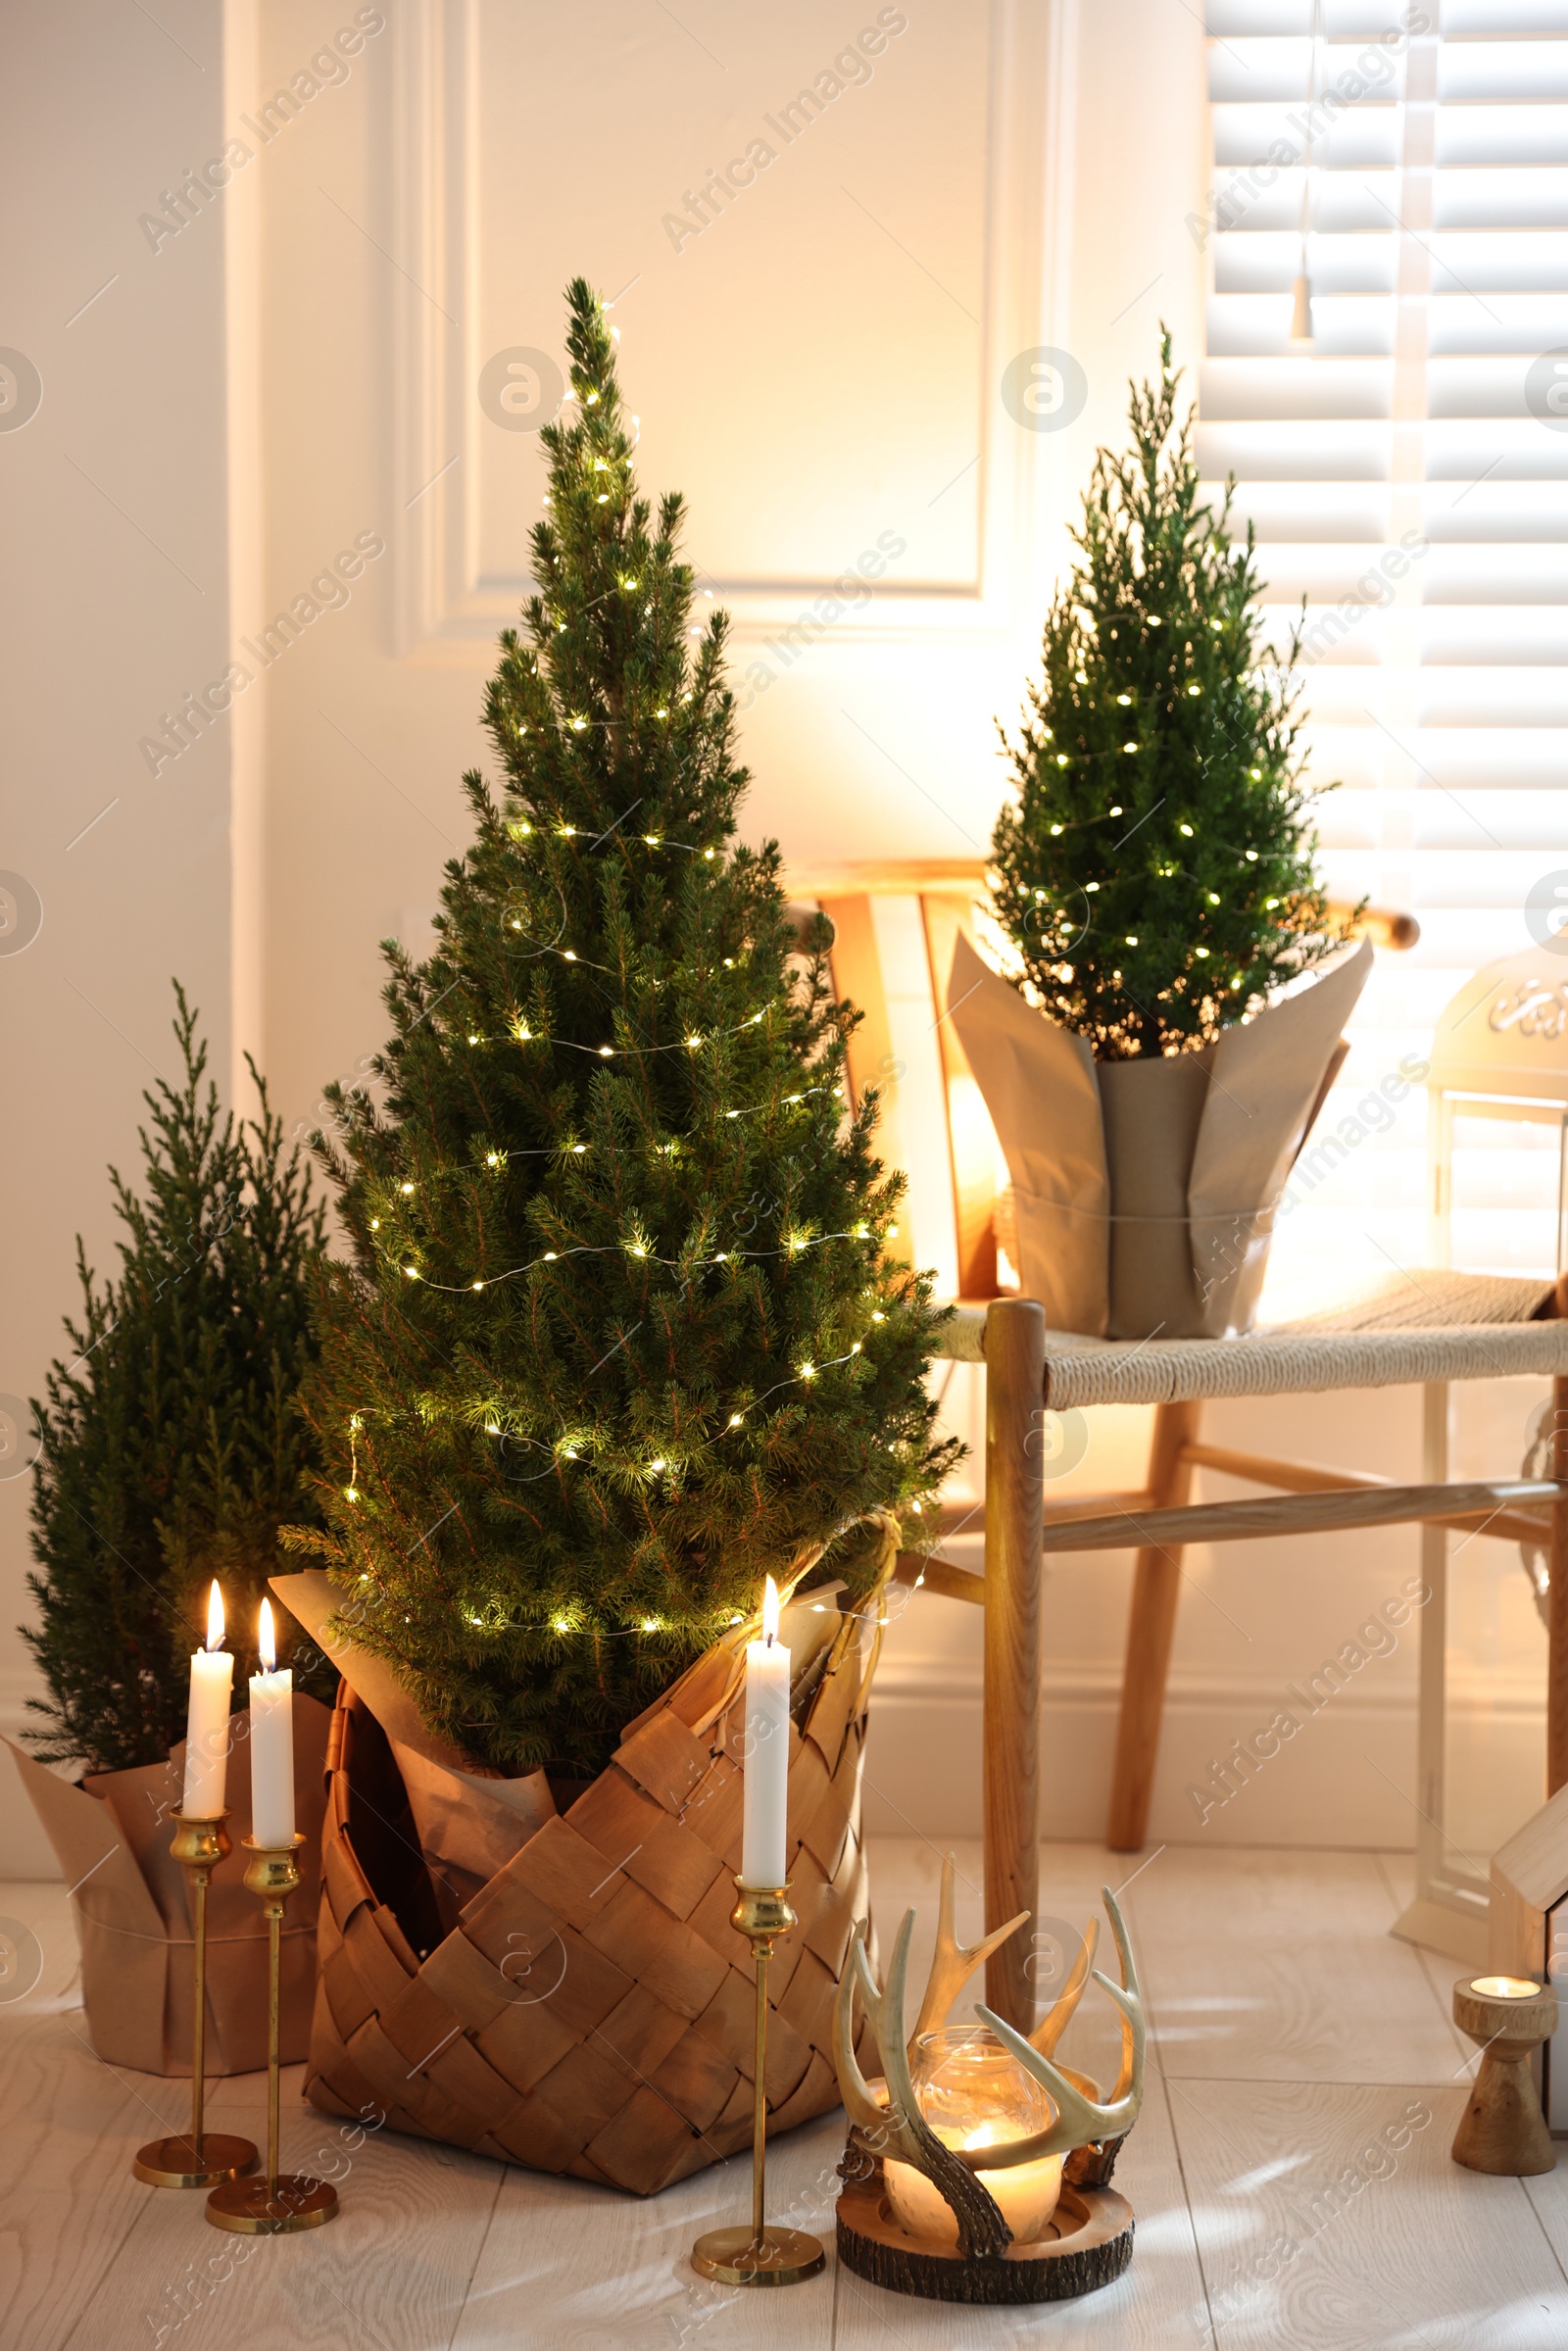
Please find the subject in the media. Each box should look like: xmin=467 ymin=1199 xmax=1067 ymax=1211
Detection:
xmin=1 ymin=1838 xmax=1562 ymax=2350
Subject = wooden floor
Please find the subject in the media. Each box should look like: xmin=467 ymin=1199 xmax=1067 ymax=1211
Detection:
xmin=4 ymin=1839 xmax=1565 ymax=2349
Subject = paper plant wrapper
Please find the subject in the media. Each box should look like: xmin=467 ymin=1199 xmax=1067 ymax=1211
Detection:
xmin=950 ymin=930 xmax=1373 ymax=1339
xmin=268 ymin=1558 xmax=882 ymax=2194
xmin=270 ymin=1570 xmax=558 ymax=1917
xmin=4 ymin=1691 xmax=331 ymax=2076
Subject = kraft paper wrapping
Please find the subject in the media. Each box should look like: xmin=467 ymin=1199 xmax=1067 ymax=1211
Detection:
xmin=270 ymin=1571 xmax=556 ymax=1909
xmin=949 ymin=931 xmax=1373 ymax=1339
xmin=5 ymin=1691 xmax=331 ymax=2076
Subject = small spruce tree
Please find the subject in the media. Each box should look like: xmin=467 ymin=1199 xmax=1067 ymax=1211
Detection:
xmin=992 ymin=331 xmax=1354 ymax=1059
xmin=284 ymin=277 xmax=956 ymax=1781
xmin=24 ymin=990 xmax=332 ymax=1773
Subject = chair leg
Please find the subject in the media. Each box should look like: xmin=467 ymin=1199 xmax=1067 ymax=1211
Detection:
xmin=1549 ymin=1375 xmax=1568 ymax=1796
xmin=983 ymin=1298 xmax=1046 ymax=2032
xmin=1106 ymin=1400 xmax=1202 ymax=1852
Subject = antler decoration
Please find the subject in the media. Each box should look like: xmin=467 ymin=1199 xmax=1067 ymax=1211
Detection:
xmin=971 ymin=1886 xmax=1145 ymax=2171
xmin=1032 ymin=1912 xmax=1099 ymax=2060
xmin=835 ymin=1913 xmax=1014 ymax=2259
xmin=909 ymin=1854 xmax=1028 ymax=2062
xmin=833 ymin=1868 xmax=1147 ymax=2251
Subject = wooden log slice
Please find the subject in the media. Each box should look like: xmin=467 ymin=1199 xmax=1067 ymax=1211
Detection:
xmin=835 ymin=2173 xmax=1133 ymax=2305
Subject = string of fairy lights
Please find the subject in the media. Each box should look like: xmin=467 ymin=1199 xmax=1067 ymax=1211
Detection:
xmin=338 ymin=1301 xmax=905 ymax=1638
xmin=335 ymin=308 xmax=924 ymax=1612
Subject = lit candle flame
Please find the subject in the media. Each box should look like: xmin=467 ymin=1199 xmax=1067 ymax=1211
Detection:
xmin=258 ymin=1597 xmax=275 ymax=1674
xmin=206 ymin=1580 xmax=224 ymax=1651
xmin=761 ymin=1575 xmax=779 ymax=1646
xmin=1472 ymin=1975 xmax=1541 ymax=1999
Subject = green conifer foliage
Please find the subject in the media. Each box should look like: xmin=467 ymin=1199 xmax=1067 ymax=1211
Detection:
xmin=24 ymin=990 xmax=332 ymax=1773
xmin=285 ymin=279 xmax=956 ymax=1780
xmin=992 ymin=332 xmax=1354 ymax=1059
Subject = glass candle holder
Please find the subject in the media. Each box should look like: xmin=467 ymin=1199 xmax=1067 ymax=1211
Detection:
xmin=883 ymin=2028 xmax=1066 ymax=2249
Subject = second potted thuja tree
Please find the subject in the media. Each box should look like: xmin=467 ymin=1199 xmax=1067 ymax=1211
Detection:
xmin=952 ymin=333 xmax=1369 ymax=1339
xmin=277 ymin=279 xmax=956 ymax=2193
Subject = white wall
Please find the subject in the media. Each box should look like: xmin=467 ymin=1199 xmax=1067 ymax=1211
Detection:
xmin=5 ymin=0 xmax=1545 ymax=1878
xmin=0 ymin=0 xmax=240 ymax=1872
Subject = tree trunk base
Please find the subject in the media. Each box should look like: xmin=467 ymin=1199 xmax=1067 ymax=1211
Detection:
xmin=835 ymin=2171 xmax=1133 ymax=2304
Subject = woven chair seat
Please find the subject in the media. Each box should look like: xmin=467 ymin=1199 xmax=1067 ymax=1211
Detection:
xmin=935 ymin=1272 xmax=1568 ymax=1409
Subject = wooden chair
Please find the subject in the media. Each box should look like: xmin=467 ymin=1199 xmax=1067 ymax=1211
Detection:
xmin=789 ymin=861 xmax=1568 ymax=2032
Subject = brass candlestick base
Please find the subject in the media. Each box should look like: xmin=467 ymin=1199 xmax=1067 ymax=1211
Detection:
xmin=691 ymin=1882 xmax=826 ymax=2289
xmin=134 ymin=1810 xmax=258 ymax=2190
xmin=206 ymin=1836 xmax=337 ymax=2235
xmin=1451 ymin=1974 xmax=1558 ymax=2178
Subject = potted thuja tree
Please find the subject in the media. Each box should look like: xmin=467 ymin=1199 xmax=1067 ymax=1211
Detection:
xmin=12 ymin=989 xmax=335 ymax=2074
xmin=277 ymin=278 xmax=956 ymax=2194
xmin=951 ymin=334 xmax=1369 ymax=1340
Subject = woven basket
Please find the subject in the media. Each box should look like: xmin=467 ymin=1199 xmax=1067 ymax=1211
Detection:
xmin=303 ymin=1589 xmax=881 ymax=2194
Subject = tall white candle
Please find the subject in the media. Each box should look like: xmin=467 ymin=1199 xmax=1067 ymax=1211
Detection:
xmin=249 ymin=1598 xmax=295 ymax=1848
xmin=740 ymin=1576 xmax=791 ymax=1888
xmin=181 ymin=1581 xmax=233 ymax=1817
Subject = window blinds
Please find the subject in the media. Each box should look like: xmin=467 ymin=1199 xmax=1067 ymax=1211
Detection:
xmin=1204 ymin=0 xmax=1568 ymax=1298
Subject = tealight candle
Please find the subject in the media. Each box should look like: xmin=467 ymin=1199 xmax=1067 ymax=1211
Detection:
xmin=883 ymin=2029 xmax=1066 ymax=2250
xmin=249 ymin=1599 xmax=295 ymax=1848
xmin=740 ymin=1576 xmax=790 ymax=1888
xmin=885 ymin=2128 xmax=1065 ymax=2250
xmin=181 ymin=1581 xmax=233 ymax=1818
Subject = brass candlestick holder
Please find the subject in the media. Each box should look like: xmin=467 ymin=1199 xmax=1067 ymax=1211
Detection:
xmin=206 ymin=1836 xmax=337 ymax=2233
xmin=133 ymin=1810 xmax=258 ymax=2189
xmin=691 ymin=1882 xmax=825 ymax=2288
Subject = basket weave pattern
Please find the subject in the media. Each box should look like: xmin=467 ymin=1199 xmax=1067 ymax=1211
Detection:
xmin=305 ymin=1618 xmax=874 ymax=2194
